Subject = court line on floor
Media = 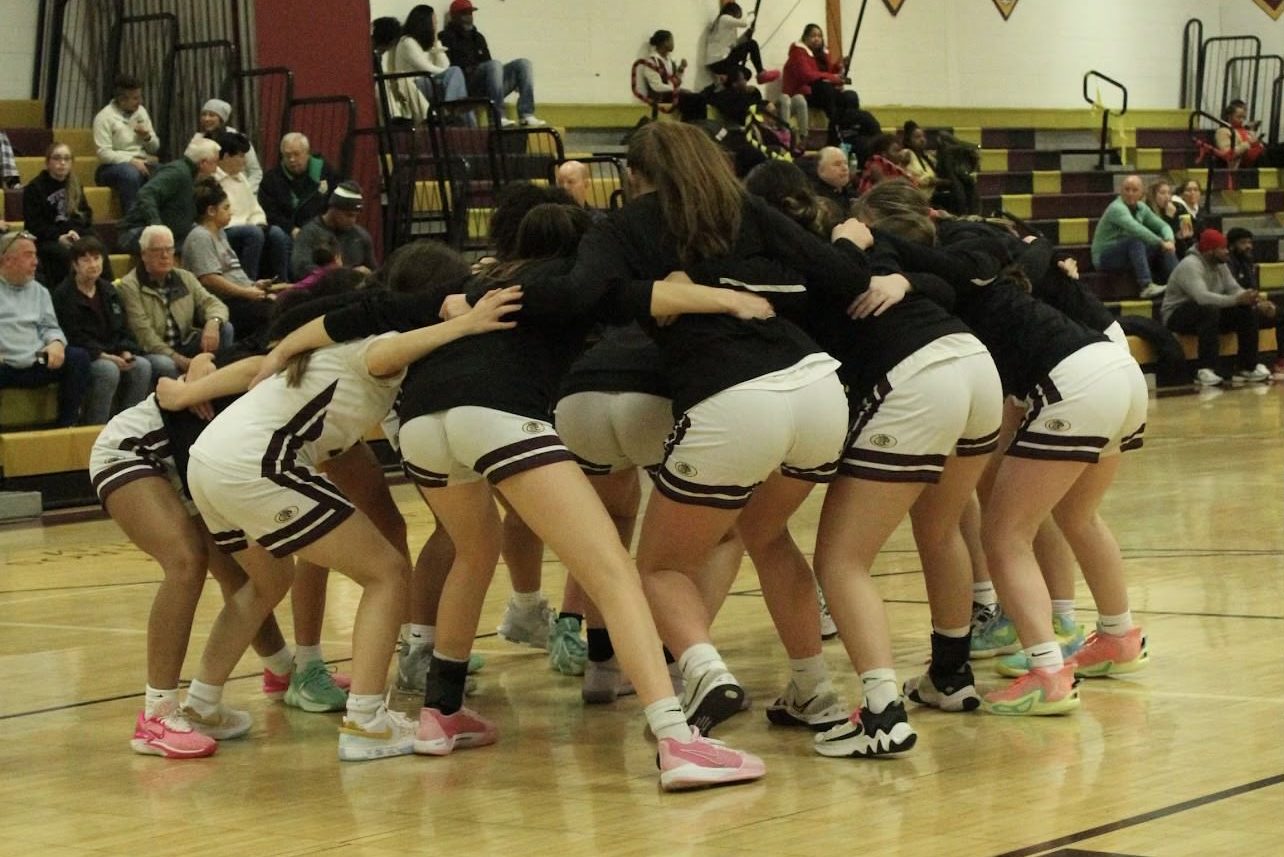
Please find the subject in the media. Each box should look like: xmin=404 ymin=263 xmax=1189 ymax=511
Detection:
xmin=0 ymin=634 xmax=499 ymax=722
xmin=995 ymin=773 xmax=1284 ymax=857
xmin=882 ymin=598 xmax=1284 ymax=622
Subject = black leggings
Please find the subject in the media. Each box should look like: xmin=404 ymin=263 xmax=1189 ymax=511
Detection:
xmin=708 ymin=39 xmax=765 ymax=77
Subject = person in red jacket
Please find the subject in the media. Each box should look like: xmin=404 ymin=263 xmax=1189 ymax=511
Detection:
xmin=782 ymin=24 xmax=860 ymax=140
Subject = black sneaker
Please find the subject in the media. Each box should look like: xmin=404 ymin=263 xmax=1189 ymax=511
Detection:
xmin=813 ymin=701 xmax=917 ymax=758
xmin=904 ymin=664 xmax=981 ymax=712
xmin=681 ymin=666 xmax=746 ymax=736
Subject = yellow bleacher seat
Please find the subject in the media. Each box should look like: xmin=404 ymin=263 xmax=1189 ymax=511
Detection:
xmin=0 ymin=388 xmax=59 ymax=432
xmin=0 ymin=426 xmax=102 ymax=477
xmin=15 ymin=155 xmax=98 ymax=187
xmin=1128 ymin=329 xmax=1277 ymax=367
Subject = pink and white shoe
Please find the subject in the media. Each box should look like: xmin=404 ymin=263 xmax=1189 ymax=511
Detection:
xmin=262 ymin=668 xmax=290 ymax=700
xmin=413 ymin=707 xmax=498 ymax=756
xmin=130 ymin=706 xmax=218 ymax=759
xmin=657 ymin=727 xmax=765 ymax=791
xmin=331 ymin=671 xmax=351 ymax=691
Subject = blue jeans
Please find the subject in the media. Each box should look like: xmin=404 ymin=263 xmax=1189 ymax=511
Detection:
xmin=1096 ymin=237 xmax=1179 ymax=287
xmin=0 ymin=346 xmax=91 ymax=426
xmin=95 ymin=162 xmax=149 ymax=218
xmin=417 ymin=68 xmax=475 ymax=126
xmin=466 ymin=58 xmax=535 ymax=119
xmin=145 ymin=322 xmax=235 ymax=379
xmin=84 ymin=355 xmax=152 ymax=424
xmin=226 ymin=224 xmax=266 ymax=279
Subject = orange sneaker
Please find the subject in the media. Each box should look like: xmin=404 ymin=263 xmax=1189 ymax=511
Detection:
xmin=981 ymin=665 xmax=1079 ymax=716
xmin=1069 ymin=627 xmax=1149 ymax=677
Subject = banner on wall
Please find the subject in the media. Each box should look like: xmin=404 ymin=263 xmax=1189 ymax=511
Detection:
xmin=992 ymin=0 xmax=1019 ymax=19
xmin=1252 ymin=0 xmax=1284 ymax=20
xmin=882 ymin=0 xmax=906 ymax=14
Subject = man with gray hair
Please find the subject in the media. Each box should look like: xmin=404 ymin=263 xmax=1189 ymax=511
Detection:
xmin=0 ymin=230 xmax=91 ymax=425
xmin=116 ymin=225 xmax=231 ymax=379
xmin=117 ymin=136 xmax=221 ymax=253
xmin=258 ymin=132 xmax=344 ymax=245
xmin=811 ymin=146 xmax=855 ymax=207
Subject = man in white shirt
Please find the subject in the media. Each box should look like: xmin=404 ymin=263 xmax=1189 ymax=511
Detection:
xmin=214 ymin=132 xmax=290 ymax=283
xmin=93 ymin=75 xmax=161 ymax=216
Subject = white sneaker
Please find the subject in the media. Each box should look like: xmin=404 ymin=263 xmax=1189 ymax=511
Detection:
xmin=765 ymin=679 xmax=848 ymax=730
xmin=499 ymin=117 xmax=517 ymax=128
xmin=1196 ymin=368 xmax=1225 ymax=387
xmin=519 ymin=114 xmax=547 ymax=127
xmin=1138 ymin=283 xmax=1166 ymax=299
xmin=338 ymin=709 xmax=417 ymax=761
xmin=817 ymin=585 xmax=838 ymax=640
xmin=496 ymin=595 xmax=553 ymax=649
xmin=1234 ymin=364 xmax=1270 ymax=383
xmin=180 ymin=702 xmax=252 ymax=740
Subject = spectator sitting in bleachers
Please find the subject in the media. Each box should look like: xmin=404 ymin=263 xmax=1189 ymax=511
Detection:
xmin=93 ymin=75 xmax=161 ymax=217
xmin=289 ymin=236 xmax=344 ymax=291
xmin=901 ymin=121 xmax=937 ymax=189
xmin=23 ymin=142 xmax=101 ymax=287
xmin=1174 ymin=178 xmax=1205 ymax=230
xmin=118 ymin=136 xmax=221 ymax=254
xmin=1213 ymin=100 xmax=1277 ymax=170
xmin=782 ymin=24 xmax=856 ymax=141
xmin=1 ymin=131 xmax=18 ymax=189
xmin=1144 ymin=177 xmax=1195 ymax=258
xmin=258 ymin=132 xmax=343 ymax=243
xmin=116 ymin=224 xmax=232 ymax=380
xmin=192 ymin=98 xmax=263 ymax=192
xmin=290 ymin=181 xmax=375 ymax=279
xmin=555 ymin=161 xmax=606 ymax=223
xmin=1091 ymin=175 xmax=1177 ymax=300
xmin=214 ymin=131 xmax=289 ymax=283
xmin=705 ymin=65 xmax=765 ymax=126
xmin=811 ymin=145 xmax=856 ymax=208
xmin=182 ymin=180 xmax=275 ymax=343
xmin=439 ymin=0 xmax=545 ymax=127
xmin=1162 ymin=228 xmax=1271 ymax=386
xmin=394 ymin=5 xmax=468 ymax=116
xmin=639 ymin=30 xmax=689 ymax=108
xmin=857 ymin=133 xmax=911 ymax=194
xmin=1229 ymin=226 xmax=1284 ymax=378
xmin=50 ymin=236 xmax=150 ymax=424
xmin=0 ymin=230 xmax=90 ymax=426
xmin=705 ymin=3 xmax=779 ymax=85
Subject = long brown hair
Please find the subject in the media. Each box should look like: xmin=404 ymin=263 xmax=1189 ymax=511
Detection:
xmin=46 ymin=142 xmax=83 ymax=218
xmin=854 ymin=178 xmax=936 ymax=245
xmin=626 ymin=122 xmax=743 ymax=265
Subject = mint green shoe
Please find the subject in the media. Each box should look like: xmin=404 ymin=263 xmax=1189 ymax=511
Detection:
xmin=284 ymin=660 xmax=349 ymax=712
xmin=548 ymin=616 xmax=587 ymax=676
xmin=994 ymin=614 xmax=1086 ymax=677
xmin=970 ymin=607 xmax=1020 ymax=659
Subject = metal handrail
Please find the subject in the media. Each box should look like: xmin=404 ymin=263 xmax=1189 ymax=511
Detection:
xmin=1082 ymin=70 xmax=1127 ymax=171
xmin=1196 ymin=35 xmax=1261 ymax=112
xmin=1271 ymin=75 xmax=1283 ymax=146
xmin=1180 ymin=18 xmax=1203 ymax=109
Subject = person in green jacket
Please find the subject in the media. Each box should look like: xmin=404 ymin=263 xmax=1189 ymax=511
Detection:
xmin=118 ymin=137 xmax=221 ymax=253
xmin=1090 ymin=174 xmax=1178 ymax=299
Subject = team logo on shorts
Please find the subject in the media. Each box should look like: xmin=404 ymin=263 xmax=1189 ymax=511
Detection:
xmin=869 ymin=433 xmax=898 ymax=448
xmin=672 ymin=460 xmax=698 ymax=478
xmin=1044 ymin=419 xmax=1072 ymax=433
xmin=521 ymin=421 xmax=545 ymax=434
xmin=274 ymin=506 xmax=299 ymax=524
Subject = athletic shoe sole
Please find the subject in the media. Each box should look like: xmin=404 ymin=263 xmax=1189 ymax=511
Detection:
xmin=413 ymin=731 xmax=495 ymax=756
xmin=337 ymin=737 xmax=416 ymax=761
xmin=660 ymin=763 xmax=764 ymax=791
xmin=130 ymin=737 xmax=217 ymax=759
xmin=685 ymin=681 xmax=746 ymax=735
xmin=814 ymin=723 xmax=917 ymax=758
xmin=905 ymin=679 xmax=981 ymax=712
xmin=284 ymin=688 xmax=346 ymax=713
xmin=1073 ymin=647 xmax=1150 ymax=678
xmin=980 ymin=687 xmax=1080 ymax=716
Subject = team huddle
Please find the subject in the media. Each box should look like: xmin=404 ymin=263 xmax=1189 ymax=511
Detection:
xmin=91 ymin=122 xmax=1149 ymax=792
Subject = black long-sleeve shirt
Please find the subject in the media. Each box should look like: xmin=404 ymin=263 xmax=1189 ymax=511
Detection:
xmin=50 ymin=276 xmax=140 ymax=359
xmin=438 ymin=24 xmax=492 ymax=74
xmin=22 ymin=171 xmax=93 ymax=243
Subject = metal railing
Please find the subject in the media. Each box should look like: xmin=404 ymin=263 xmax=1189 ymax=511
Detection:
xmin=1222 ymin=54 xmax=1284 ymax=146
xmin=1194 ymin=34 xmax=1261 ymax=114
xmin=1082 ymin=70 xmax=1127 ymax=171
xmin=109 ymin=13 xmax=179 ymax=158
xmin=231 ymin=67 xmax=293 ymax=171
xmin=1180 ymin=18 xmax=1203 ymax=110
xmin=286 ymin=96 xmax=358 ymax=179
xmin=167 ymin=39 xmax=239 ymax=159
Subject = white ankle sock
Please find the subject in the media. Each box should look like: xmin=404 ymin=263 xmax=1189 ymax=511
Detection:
xmin=677 ymin=643 xmax=724 ymax=681
xmin=859 ymin=668 xmax=899 ymax=714
xmin=1098 ymin=610 xmax=1134 ymax=635
xmin=933 ymin=625 xmax=971 ymax=638
xmin=1025 ymin=642 xmax=1064 ymax=671
xmin=405 ymin=623 xmax=434 ymax=647
xmin=789 ymin=653 xmax=828 ymax=695
xmin=511 ymin=590 xmax=543 ymax=608
xmin=972 ymin=581 xmax=998 ymax=607
xmin=294 ymin=645 xmax=323 ymax=669
xmin=344 ymin=693 xmax=384 ymax=728
xmin=1051 ymin=600 xmax=1075 ymax=625
xmin=262 ymin=645 xmax=293 ymax=676
xmin=185 ymin=680 xmax=224 ymax=717
xmin=644 ymin=696 xmax=690 ymax=742
xmin=144 ymin=685 xmax=179 ymax=717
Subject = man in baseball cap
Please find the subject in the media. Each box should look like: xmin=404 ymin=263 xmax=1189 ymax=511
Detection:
xmin=290 ymin=180 xmax=375 ymax=278
xmin=1162 ymin=227 xmax=1273 ymax=385
xmin=440 ymin=0 xmax=545 ymax=128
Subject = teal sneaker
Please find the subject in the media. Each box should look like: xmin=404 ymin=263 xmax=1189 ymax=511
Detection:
xmin=970 ymin=607 xmax=1021 ymax=659
xmin=284 ymin=659 xmax=349 ymax=712
xmin=548 ymin=616 xmax=587 ymax=676
xmin=995 ymin=615 xmax=1086 ymax=677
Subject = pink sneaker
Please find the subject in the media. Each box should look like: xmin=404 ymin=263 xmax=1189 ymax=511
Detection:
xmin=981 ymin=665 xmax=1079 ymax=716
xmin=657 ymin=727 xmax=765 ymax=791
xmin=131 ymin=707 xmax=218 ymax=759
xmin=332 ymin=671 xmax=351 ymax=691
xmin=413 ymin=707 xmax=498 ymax=756
xmin=1069 ymin=627 xmax=1149 ymax=677
xmin=262 ymin=668 xmax=290 ymax=700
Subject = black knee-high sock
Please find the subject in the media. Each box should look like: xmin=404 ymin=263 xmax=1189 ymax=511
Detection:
xmin=424 ymin=653 xmax=469 ymax=714
xmin=586 ymin=627 xmax=614 ymax=663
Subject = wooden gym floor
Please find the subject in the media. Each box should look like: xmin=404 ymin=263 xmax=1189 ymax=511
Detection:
xmin=1 ymin=384 xmax=1282 ymax=857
